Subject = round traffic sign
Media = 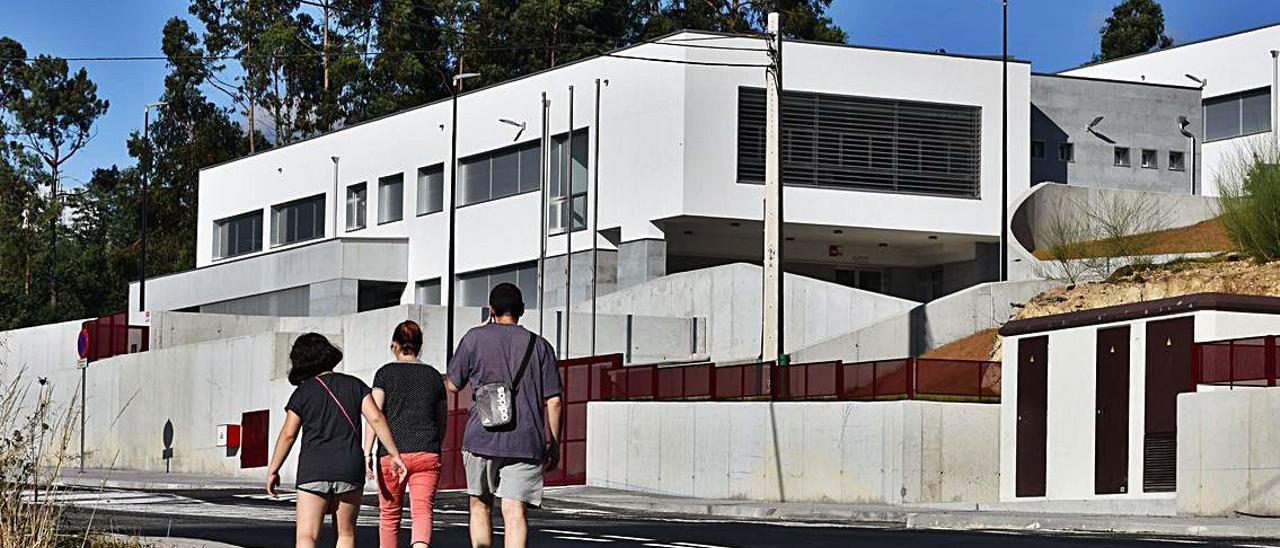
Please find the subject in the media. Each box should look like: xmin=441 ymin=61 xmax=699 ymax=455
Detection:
xmin=77 ymin=328 xmax=90 ymax=360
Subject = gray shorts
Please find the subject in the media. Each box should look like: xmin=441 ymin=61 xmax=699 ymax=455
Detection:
xmin=296 ymin=480 xmax=362 ymax=497
xmin=463 ymin=450 xmax=545 ymax=507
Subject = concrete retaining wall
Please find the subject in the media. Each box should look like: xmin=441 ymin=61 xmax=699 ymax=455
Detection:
xmin=1178 ymin=388 xmax=1280 ymax=517
xmin=586 ymin=401 xmax=999 ymax=504
xmin=587 ymin=263 xmax=918 ymax=363
xmin=791 ymin=279 xmax=1059 ymax=362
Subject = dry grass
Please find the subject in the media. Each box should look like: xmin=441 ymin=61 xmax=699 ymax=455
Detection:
xmin=0 ymin=367 xmax=147 ymax=548
xmin=1032 ymin=217 xmax=1232 ymax=260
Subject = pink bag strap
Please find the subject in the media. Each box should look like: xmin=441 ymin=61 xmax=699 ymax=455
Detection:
xmin=314 ymin=375 xmax=356 ymax=430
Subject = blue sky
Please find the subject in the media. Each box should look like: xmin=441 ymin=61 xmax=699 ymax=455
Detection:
xmin=3 ymin=0 xmax=1280 ymax=187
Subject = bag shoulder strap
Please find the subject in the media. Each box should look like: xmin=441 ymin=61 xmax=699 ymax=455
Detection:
xmin=314 ymin=375 xmax=356 ymax=430
xmin=510 ymin=332 xmax=538 ymax=395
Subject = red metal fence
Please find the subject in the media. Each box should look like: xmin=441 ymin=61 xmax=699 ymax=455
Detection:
xmin=1193 ymin=336 xmax=1278 ymax=388
xmin=603 ymin=358 xmax=1000 ymax=402
xmin=82 ymin=312 xmax=149 ymax=362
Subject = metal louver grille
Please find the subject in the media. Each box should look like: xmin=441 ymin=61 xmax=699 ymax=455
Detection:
xmin=737 ymin=87 xmax=982 ymax=198
xmin=1143 ymin=432 xmax=1177 ymax=492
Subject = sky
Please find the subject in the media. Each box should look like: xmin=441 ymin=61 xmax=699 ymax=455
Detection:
xmin=3 ymin=0 xmax=1280 ymax=188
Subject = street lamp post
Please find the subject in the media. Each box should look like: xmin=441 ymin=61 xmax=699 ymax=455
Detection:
xmin=446 ymin=72 xmax=480 ymax=364
xmin=139 ymin=101 xmax=167 ymax=314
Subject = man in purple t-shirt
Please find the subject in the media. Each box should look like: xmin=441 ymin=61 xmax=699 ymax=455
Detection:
xmin=447 ymin=282 xmax=563 ymax=548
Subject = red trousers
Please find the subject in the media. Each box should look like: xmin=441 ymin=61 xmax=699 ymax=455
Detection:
xmin=378 ymin=452 xmax=441 ymax=548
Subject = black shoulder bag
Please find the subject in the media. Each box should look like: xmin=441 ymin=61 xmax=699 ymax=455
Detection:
xmin=473 ymin=332 xmax=537 ymax=429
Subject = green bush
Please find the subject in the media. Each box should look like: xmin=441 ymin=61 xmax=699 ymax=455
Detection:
xmin=1217 ymin=145 xmax=1280 ymax=261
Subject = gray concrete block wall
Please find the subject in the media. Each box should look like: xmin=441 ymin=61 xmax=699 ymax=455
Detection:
xmin=1030 ymin=75 xmax=1201 ymax=194
xmin=617 ymin=239 xmax=666 ymax=290
xmin=200 ymin=285 xmax=311 ymax=317
xmin=542 ymin=249 xmax=618 ymax=310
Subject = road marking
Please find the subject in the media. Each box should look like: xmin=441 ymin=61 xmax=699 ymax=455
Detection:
xmin=555 ymin=536 xmax=613 ymax=543
xmin=543 ymin=529 xmax=589 ymax=536
xmin=602 ymin=535 xmax=655 ymax=542
xmin=674 ymin=542 xmax=734 ymax=548
xmin=643 ymin=543 xmax=689 ymax=548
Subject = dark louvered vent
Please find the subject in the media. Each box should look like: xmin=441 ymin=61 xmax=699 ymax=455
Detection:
xmin=1143 ymin=432 xmax=1177 ymax=492
xmin=737 ymin=87 xmax=983 ymax=198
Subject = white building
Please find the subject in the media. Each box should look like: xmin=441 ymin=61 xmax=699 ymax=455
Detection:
xmin=127 ymin=30 xmax=1207 ymax=328
xmin=1063 ymin=22 xmax=1280 ymax=195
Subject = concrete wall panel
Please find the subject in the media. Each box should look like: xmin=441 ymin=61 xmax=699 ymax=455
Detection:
xmin=586 ymin=401 xmax=999 ymax=504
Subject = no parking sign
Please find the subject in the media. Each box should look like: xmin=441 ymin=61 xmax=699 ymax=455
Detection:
xmin=77 ymin=327 xmax=90 ymax=367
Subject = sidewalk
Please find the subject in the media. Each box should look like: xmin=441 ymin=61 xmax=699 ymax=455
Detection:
xmin=56 ymin=467 xmax=261 ymax=491
xmin=544 ymin=486 xmax=1280 ymax=541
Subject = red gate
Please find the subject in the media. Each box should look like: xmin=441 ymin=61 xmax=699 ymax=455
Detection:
xmin=439 ymin=353 xmax=623 ymax=490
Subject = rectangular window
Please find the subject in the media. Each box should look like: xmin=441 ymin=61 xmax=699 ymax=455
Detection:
xmin=737 ymin=87 xmax=982 ymax=198
xmin=416 ymin=164 xmax=444 ymax=216
xmin=415 ymin=278 xmax=441 ymax=305
xmin=1114 ymin=147 xmax=1131 ymax=167
xmin=1169 ymin=150 xmax=1186 ymax=171
xmin=1031 ymin=140 xmax=1045 ymax=159
xmin=346 ymin=183 xmax=366 ymax=232
xmin=459 ymin=138 xmax=543 ymax=206
xmin=457 ymin=262 xmax=538 ymax=308
xmin=213 ymin=210 xmax=263 ymax=259
xmin=271 ymin=194 xmax=325 ymax=247
xmin=1204 ymin=87 xmax=1272 ymax=142
xmin=1059 ymin=142 xmax=1074 ymax=163
xmin=1141 ymin=149 xmax=1158 ymax=169
xmin=378 ymin=173 xmax=404 ymax=224
xmin=549 ymin=130 xmax=589 ymax=234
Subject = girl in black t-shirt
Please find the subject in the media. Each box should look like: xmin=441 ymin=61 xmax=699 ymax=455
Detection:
xmin=267 ymin=333 xmax=408 ymax=548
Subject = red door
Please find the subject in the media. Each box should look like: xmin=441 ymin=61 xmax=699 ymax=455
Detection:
xmin=1144 ymin=317 xmax=1193 ymax=493
xmin=1016 ymin=336 xmax=1048 ymax=497
xmin=240 ymin=410 xmax=270 ymax=469
xmin=1095 ymin=326 xmax=1130 ymax=495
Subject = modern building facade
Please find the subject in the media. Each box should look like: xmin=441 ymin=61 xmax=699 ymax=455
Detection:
xmin=1063 ymin=22 xmax=1280 ymax=195
xmin=128 ymin=30 xmax=1204 ymax=321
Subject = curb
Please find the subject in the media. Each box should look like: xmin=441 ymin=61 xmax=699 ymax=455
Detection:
xmin=546 ymin=494 xmax=1280 ymax=540
xmin=57 ymin=476 xmax=258 ymax=492
xmin=906 ymin=512 xmax=1280 ymax=540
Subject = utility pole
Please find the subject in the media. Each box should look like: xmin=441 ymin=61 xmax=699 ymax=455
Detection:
xmin=140 ymin=101 xmax=167 ymax=314
xmin=1000 ymin=0 xmax=1009 ymax=282
xmin=591 ymin=78 xmax=605 ymax=356
xmin=761 ymin=13 xmax=784 ymax=363
xmin=564 ymin=85 xmax=575 ymax=358
xmin=1271 ymin=50 xmax=1278 ymax=151
xmin=538 ymin=92 xmax=550 ymax=336
xmin=446 ymin=72 xmax=479 ymax=364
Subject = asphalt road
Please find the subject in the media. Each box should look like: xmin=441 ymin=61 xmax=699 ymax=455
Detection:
xmin=51 ymin=487 xmax=1273 ymax=548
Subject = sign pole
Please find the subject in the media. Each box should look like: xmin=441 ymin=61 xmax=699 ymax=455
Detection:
xmin=80 ymin=366 xmax=85 ymax=472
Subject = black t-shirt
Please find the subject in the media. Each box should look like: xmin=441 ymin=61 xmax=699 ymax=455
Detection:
xmin=285 ymin=372 xmax=371 ymax=486
xmin=372 ymin=361 xmax=447 ymax=457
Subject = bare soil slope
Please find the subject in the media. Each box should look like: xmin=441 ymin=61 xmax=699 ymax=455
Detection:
xmin=1014 ymin=257 xmax=1280 ymax=320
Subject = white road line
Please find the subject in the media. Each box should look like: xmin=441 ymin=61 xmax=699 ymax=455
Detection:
xmin=543 ymin=529 xmax=589 ymax=536
xmin=554 ymin=536 xmax=613 ymax=543
xmin=601 ymin=535 xmax=655 ymax=542
xmin=674 ymin=542 xmax=735 ymax=548
xmin=643 ymin=543 xmax=689 ymax=548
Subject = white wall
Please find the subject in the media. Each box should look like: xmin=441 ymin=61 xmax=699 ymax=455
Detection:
xmin=1178 ymin=388 xmax=1280 ymax=516
xmin=999 ymin=308 xmax=1280 ymax=503
xmin=1063 ymin=24 xmax=1280 ymax=195
xmin=587 ymin=401 xmax=1000 ymax=504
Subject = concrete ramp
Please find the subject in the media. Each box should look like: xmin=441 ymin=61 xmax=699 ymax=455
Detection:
xmin=791 ymin=279 xmax=1060 ymax=363
xmin=583 ymin=263 xmax=918 ymax=363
